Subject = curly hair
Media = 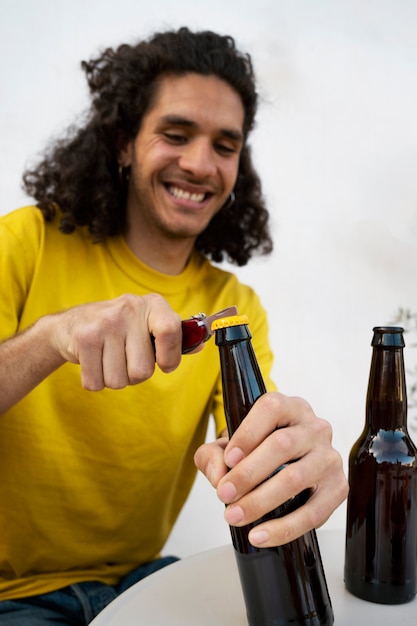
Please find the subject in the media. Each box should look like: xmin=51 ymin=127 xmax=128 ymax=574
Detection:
xmin=22 ymin=27 xmax=273 ymax=266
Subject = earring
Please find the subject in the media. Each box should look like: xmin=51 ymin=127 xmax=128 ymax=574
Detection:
xmin=223 ymin=191 xmax=236 ymax=210
xmin=118 ymin=164 xmax=130 ymax=185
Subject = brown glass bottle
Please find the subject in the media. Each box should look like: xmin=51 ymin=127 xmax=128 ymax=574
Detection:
xmin=213 ymin=315 xmax=333 ymax=626
xmin=344 ymin=326 xmax=417 ymax=604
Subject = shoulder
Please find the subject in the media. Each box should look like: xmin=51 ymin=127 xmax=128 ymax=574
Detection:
xmin=0 ymin=205 xmax=44 ymax=234
xmin=0 ymin=206 xmax=46 ymax=257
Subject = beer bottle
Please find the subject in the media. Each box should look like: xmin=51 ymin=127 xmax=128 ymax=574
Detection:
xmin=212 ymin=315 xmax=333 ymax=625
xmin=344 ymin=326 xmax=417 ymax=604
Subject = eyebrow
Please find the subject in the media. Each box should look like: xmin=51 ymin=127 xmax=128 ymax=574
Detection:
xmin=159 ymin=114 xmax=244 ymax=143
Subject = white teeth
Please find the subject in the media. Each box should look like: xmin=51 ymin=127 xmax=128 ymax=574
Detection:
xmin=169 ymin=186 xmax=205 ymax=203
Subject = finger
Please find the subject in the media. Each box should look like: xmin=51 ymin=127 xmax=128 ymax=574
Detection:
xmin=62 ymin=309 xmax=107 ymax=390
xmin=247 ymin=468 xmax=348 ymax=548
xmin=223 ymin=393 xmax=313 ymax=468
xmin=145 ymin=296 xmax=183 ymax=373
xmin=124 ymin=324 xmax=156 ymax=384
xmin=222 ymin=440 xmax=340 ymax=524
xmin=194 ymin=437 xmax=229 ymax=488
xmin=100 ymin=293 xmax=179 ymax=382
xmin=218 ymin=422 xmax=312 ymax=505
xmin=77 ymin=342 xmax=105 ymax=391
xmin=101 ymin=332 xmax=129 ymax=389
xmin=218 ymin=396 xmax=331 ymax=504
xmin=78 ymin=296 xmax=155 ymax=389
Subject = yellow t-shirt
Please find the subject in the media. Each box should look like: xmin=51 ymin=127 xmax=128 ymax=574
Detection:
xmin=0 ymin=206 xmax=276 ymax=599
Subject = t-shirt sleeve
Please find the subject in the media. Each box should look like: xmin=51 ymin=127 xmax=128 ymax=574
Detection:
xmin=0 ymin=207 xmax=43 ymax=339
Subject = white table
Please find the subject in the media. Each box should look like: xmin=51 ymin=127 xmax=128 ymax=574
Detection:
xmin=90 ymin=529 xmax=416 ymax=625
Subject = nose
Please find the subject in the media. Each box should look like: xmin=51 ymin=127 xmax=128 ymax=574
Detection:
xmin=178 ymin=139 xmax=217 ymax=179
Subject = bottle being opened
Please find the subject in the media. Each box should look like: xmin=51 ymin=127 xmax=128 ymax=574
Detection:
xmin=212 ymin=315 xmax=333 ymax=626
xmin=344 ymin=326 xmax=417 ymax=604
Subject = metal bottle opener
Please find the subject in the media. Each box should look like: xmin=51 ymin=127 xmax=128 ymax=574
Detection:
xmin=181 ymin=305 xmax=238 ymax=354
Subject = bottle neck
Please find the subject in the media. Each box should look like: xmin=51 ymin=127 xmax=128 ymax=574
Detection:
xmin=366 ymin=346 xmax=408 ymax=430
xmin=215 ymin=323 xmax=267 ymax=436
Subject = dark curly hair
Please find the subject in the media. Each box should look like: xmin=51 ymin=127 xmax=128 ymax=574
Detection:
xmin=22 ymin=27 xmax=273 ymax=266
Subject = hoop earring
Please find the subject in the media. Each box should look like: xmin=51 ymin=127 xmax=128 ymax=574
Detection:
xmin=118 ymin=164 xmax=130 ymax=185
xmin=223 ymin=191 xmax=236 ymax=210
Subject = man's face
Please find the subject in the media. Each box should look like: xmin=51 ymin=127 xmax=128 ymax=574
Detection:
xmin=121 ymin=73 xmax=245 ymax=243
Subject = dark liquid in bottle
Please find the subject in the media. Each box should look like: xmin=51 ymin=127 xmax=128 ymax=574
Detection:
xmin=232 ymin=488 xmax=333 ymax=625
xmin=235 ymin=544 xmax=332 ymax=626
xmin=344 ymin=429 xmax=417 ymax=604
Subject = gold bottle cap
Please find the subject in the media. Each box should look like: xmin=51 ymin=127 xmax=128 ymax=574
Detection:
xmin=211 ymin=315 xmax=249 ymax=331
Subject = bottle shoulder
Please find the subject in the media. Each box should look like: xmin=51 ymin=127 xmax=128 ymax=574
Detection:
xmin=350 ymin=428 xmax=417 ymax=466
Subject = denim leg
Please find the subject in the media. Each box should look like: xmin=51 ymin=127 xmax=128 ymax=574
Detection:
xmin=0 ymin=584 xmax=117 ymax=625
xmin=70 ymin=582 xmax=117 ymax=623
xmin=0 ymin=556 xmax=179 ymax=625
xmin=0 ymin=587 xmax=85 ymax=625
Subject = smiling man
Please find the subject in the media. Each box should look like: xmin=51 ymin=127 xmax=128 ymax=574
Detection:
xmin=0 ymin=27 xmax=347 ymax=625
xmin=120 ymin=73 xmax=245 ymax=273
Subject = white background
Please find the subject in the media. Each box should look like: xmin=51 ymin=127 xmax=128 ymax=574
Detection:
xmin=1 ymin=0 xmax=417 ymax=557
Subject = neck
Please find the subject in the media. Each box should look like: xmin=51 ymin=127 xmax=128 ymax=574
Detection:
xmin=124 ymin=228 xmax=196 ymax=275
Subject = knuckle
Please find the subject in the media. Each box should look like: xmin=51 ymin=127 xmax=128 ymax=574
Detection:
xmin=303 ymin=501 xmax=325 ymax=530
xmin=117 ymin=292 xmax=160 ymax=316
xmin=154 ymin=314 xmax=181 ymax=341
xmin=321 ymin=444 xmax=344 ymax=477
xmin=259 ymin=391 xmax=284 ymax=416
xmin=113 ymin=292 xmax=135 ymax=311
xmin=279 ymin=516 xmax=298 ymax=543
xmin=312 ymin=415 xmax=333 ymax=440
xmin=335 ymin=470 xmax=350 ymax=501
xmin=74 ymin=323 xmax=102 ymax=348
xmin=241 ymin=493 xmax=262 ymax=522
xmin=104 ymin=374 xmax=128 ymax=390
xmin=155 ymin=348 xmax=181 ymax=375
xmin=146 ymin=292 xmax=167 ymax=307
xmin=271 ymin=429 xmax=294 ymax=458
xmin=282 ymin=463 xmax=306 ymax=496
xmin=128 ymin=361 xmax=156 ymax=384
xmin=235 ymin=458 xmax=258 ymax=487
xmin=193 ymin=444 xmax=204 ymax=468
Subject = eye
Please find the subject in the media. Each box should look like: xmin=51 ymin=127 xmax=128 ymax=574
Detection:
xmin=163 ymin=132 xmax=188 ymax=144
xmin=215 ymin=143 xmax=237 ymax=155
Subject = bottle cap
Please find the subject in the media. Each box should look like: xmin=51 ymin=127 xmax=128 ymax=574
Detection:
xmin=372 ymin=326 xmax=405 ymax=347
xmin=211 ymin=315 xmax=249 ymax=331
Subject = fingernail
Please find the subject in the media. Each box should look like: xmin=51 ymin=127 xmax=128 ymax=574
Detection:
xmin=249 ymin=529 xmax=270 ymax=546
xmin=217 ymin=481 xmax=237 ymax=503
xmin=225 ymin=447 xmax=244 ymax=468
xmin=225 ymin=505 xmax=244 ymax=525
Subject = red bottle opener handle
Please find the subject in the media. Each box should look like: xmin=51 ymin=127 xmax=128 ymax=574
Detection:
xmin=181 ymin=317 xmax=208 ymax=354
xmin=181 ymin=306 xmax=238 ymax=354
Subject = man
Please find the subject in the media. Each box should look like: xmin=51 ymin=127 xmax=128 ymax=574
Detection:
xmin=0 ymin=27 xmax=347 ymax=624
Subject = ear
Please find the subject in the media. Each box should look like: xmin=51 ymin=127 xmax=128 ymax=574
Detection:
xmin=116 ymin=132 xmax=133 ymax=167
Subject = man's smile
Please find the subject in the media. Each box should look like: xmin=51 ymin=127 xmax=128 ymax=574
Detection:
xmin=167 ymin=184 xmax=207 ymax=204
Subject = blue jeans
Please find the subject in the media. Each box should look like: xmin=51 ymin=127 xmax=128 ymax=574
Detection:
xmin=0 ymin=556 xmax=178 ymax=625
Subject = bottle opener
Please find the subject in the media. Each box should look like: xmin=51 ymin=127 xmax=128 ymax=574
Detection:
xmin=181 ymin=305 xmax=238 ymax=354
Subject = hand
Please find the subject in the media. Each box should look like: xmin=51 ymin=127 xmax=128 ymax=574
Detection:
xmin=194 ymin=392 xmax=348 ymax=547
xmin=49 ymin=293 xmax=182 ymax=390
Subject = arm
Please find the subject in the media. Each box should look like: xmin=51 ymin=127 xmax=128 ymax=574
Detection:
xmin=0 ymin=293 xmax=182 ymax=415
xmin=194 ymin=392 xmax=348 ymax=547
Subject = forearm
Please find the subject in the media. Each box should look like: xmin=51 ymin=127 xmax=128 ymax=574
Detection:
xmin=0 ymin=293 xmax=185 ymax=414
xmin=0 ymin=316 xmax=65 ymax=415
